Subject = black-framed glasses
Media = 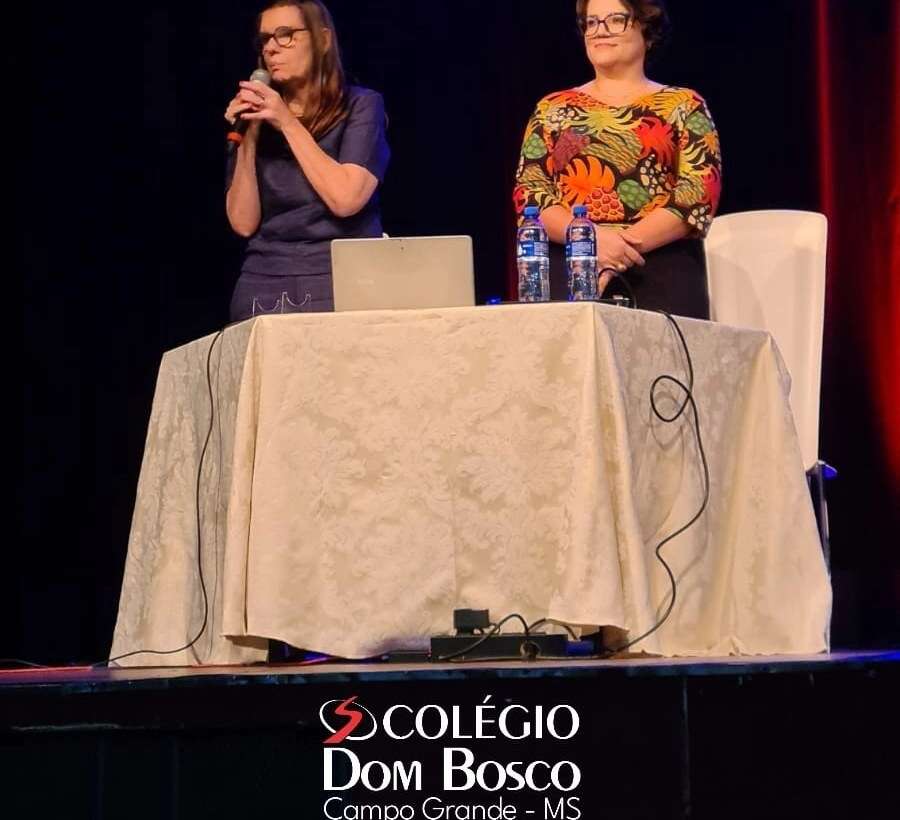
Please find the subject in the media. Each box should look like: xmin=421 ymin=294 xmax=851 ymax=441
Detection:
xmin=577 ymin=12 xmax=633 ymax=37
xmin=256 ymin=26 xmax=308 ymax=50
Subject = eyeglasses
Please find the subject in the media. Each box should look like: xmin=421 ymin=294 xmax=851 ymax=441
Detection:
xmin=578 ymin=12 xmax=633 ymax=37
xmin=256 ymin=26 xmax=308 ymax=50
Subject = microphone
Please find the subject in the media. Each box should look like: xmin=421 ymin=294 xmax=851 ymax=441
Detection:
xmin=226 ymin=68 xmax=272 ymax=152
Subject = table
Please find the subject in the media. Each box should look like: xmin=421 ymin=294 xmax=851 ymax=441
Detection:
xmin=110 ymin=303 xmax=831 ymax=666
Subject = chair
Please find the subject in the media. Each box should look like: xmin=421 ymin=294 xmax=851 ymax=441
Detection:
xmin=704 ymin=210 xmax=835 ymax=566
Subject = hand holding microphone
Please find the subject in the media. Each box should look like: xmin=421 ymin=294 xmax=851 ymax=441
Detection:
xmin=225 ymin=68 xmax=272 ymax=151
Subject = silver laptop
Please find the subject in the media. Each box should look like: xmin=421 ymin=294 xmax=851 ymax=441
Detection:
xmin=331 ymin=235 xmax=475 ymax=311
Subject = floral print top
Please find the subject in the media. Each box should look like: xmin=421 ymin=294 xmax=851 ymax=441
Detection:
xmin=514 ymin=86 xmax=722 ymax=236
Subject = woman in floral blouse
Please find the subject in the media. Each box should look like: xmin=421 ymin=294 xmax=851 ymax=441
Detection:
xmin=514 ymin=0 xmax=722 ymax=318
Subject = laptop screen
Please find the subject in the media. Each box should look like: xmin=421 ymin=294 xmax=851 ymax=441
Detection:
xmin=330 ymin=236 xmax=475 ymax=311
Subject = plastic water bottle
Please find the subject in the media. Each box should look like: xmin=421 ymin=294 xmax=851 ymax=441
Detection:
xmin=566 ymin=205 xmax=598 ymax=301
xmin=517 ymin=206 xmax=550 ymax=302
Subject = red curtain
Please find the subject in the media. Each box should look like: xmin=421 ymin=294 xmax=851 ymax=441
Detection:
xmin=815 ymin=0 xmax=899 ymax=636
xmin=815 ymin=0 xmax=900 ymax=485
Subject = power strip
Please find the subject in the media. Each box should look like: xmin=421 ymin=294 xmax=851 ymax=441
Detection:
xmin=430 ymin=632 xmax=568 ymax=662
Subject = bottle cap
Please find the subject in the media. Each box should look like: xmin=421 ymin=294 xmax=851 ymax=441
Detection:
xmin=524 ymin=206 xmax=540 ymax=218
xmin=573 ymin=205 xmax=588 ymax=218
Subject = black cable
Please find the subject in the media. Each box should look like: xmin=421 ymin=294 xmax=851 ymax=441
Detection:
xmin=436 ymin=311 xmax=708 ymax=663
xmin=434 ymin=613 xmax=530 ymax=663
xmin=99 ymin=329 xmax=224 ymax=669
xmin=0 ymin=659 xmax=49 ymax=669
xmin=528 ymin=618 xmax=579 ymax=640
xmin=599 ymin=310 xmax=710 ymax=657
xmin=516 ymin=304 xmax=704 ymax=658
xmin=599 ymin=267 xmax=638 ymax=309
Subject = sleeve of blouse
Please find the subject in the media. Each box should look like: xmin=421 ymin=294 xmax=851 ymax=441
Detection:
xmin=338 ymin=90 xmax=391 ymax=183
xmin=665 ymin=92 xmax=722 ymax=237
xmin=513 ymin=102 xmax=565 ymax=223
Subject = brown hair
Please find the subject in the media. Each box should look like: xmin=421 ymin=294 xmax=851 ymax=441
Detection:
xmin=258 ymin=0 xmax=348 ymax=139
xmin=575 ymin=0 xmax=671 ymax=52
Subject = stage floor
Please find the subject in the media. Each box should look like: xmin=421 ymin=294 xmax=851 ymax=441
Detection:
xmin=1 ymin=649 xmax=897 ymax=689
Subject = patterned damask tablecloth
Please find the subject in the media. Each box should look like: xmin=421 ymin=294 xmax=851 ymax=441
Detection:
xmin=110 ymin=303 xmax=831 ymax=666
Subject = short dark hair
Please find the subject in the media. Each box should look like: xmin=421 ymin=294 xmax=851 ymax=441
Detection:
xmin=575 ymin=0 xmax=671 ymax=52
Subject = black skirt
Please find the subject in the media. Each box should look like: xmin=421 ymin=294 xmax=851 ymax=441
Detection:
xmin=549 ymin=237 xmax=710 ymax=320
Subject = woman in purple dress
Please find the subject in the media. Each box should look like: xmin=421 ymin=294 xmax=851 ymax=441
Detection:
xmin=225 ymin=0 xmax=390 ymax=321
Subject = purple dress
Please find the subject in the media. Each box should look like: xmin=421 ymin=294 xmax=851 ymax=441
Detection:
xmin=226 ymin=86 xmax=390 ymax=321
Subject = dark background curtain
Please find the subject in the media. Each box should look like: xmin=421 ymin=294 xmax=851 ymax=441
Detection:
xmin=15 ymin=0 xmax=898 ymax=663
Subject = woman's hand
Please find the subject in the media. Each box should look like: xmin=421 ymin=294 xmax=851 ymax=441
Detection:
xmin=224 ymin=86 xmax=264 ymax=147
xmin=225 ymin=93 xmax=254 ymax=125
xmin=595 ymin=228 xmax=644 ymax=297
xmin=596 ymin=227 xmax=645 ymax=274
xmin=235 ymin=80 xmax=295 ymax=132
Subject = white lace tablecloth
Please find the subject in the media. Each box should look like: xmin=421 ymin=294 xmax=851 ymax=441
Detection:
xmin=110 ymin=304 xmax=831 ymax=666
